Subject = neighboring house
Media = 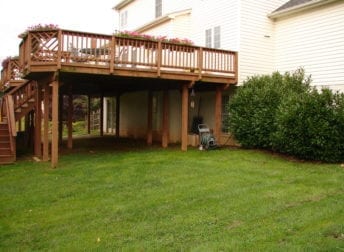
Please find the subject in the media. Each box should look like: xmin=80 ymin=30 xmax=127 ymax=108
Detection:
xmin=104 ymin=0 xmax=343 ymax=144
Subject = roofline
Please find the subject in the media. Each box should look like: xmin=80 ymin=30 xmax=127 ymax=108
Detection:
xmin=113 ymin=0 xmax=135 ymax=10
xmin=135 ymin=9 xmax=191 ymax=33
xmin=268 ymin=0 xmax=339 ymax=19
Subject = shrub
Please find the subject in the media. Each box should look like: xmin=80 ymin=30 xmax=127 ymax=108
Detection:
xmin=273 ymin=89 xmax=344 ymax=162
xmin=227 ymin=68 xmax=310 ymax=149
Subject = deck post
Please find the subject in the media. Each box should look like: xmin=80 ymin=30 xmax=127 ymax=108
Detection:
xmin=214 ymin=86 xmax=222 ymax=143
xmin=58 ymin=93 xmax=63 ymax=145
xmin=18 ymin=118 xmax=22 ymax=131
xmin=51 ymin=80 xmax=59 ymax=168
xmin=43 ymin=84 xmax=50 ymax=161
xmin=162 ymin=89 xmax=169 ymax=148
xmin=181 ymin=83 xmax=189 ymax=151
xmin=87 ymin=95 xmax=91 ymax=134
xmin=67 ymin=85 xmax=73 ymax=149
xmin=100 ymin=94 xmax=104 ymax=136
xmin=147 ymin=91 xmax=153 ymax=145
xmin=34 ymin=82 xmax=42 ymax=157
xmin=116 ymin=93 xmax=120 ymax=138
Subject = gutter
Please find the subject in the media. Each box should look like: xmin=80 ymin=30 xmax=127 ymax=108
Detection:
xmin=113 ymin=0 xmax=135 ymax=10
xmin=268 ymin=0 xmax=339 ymax=19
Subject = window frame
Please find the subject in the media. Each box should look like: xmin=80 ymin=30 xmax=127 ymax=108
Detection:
xmin=205 ymin=28 xmax=212 ymax=48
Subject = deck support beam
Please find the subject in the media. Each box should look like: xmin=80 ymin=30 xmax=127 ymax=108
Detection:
xmin=67 ymin=85 xmax=73 ymax=149
xmin=43 ymin=83 xmax=50 ymax=162
xmin=51 ymin=80 xmax=59 ymax=168
xmin=147 ymin=91 xmax=153 ymax=145
xmin=181 ymin=83 xmax=189 ymax=151
xmin=87 ymin=95 xmax=91 ymax=134
xmin=100 ymin=94 xmax=104 ymax=136
xmin=58 ymin=93 xmax=63 ymax=145
xmin=214 ymin=87 xmax=222 ymax=142
xmin=116 ymin=94 xmax=120 ymax=138
xmin=162 ymin=89 xmax=169 ymax=148
xmin=34 ymin=82 xmax=42 ymax=157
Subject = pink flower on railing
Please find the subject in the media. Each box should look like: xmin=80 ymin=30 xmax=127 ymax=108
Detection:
xmin=114 ymin=30 xmax=194 ymax=46
xmin=18 ymin=24 xmax=59 ymax=38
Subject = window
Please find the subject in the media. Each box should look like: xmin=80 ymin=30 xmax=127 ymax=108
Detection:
xmin=155 ymin=0 xmax=162 ymax=18
xmin=205 ymin=26 xmax=221 ymax=49
xmin=214 ymin=26 xmax=221 ymax=48
xmin=120 ymin=10 xmax=128 ymax=28
xmin=205 ymin=29 xmax=212 ymax=47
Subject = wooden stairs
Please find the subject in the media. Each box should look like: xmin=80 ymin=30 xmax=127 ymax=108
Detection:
xmin=0 ymin=80 xmax=37 ymax=164
xmin=0 ymin=118 xmax=16 ymax=164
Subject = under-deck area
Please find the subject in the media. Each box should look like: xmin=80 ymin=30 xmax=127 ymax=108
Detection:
xmin=1 ymin=29 xmax=238 ymax=167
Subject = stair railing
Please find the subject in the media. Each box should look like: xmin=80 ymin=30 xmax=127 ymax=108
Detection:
xmin=6 ymin=80 xmax=37 ymax=114
xmin=0 ymin=95 xmax=16 ymax=154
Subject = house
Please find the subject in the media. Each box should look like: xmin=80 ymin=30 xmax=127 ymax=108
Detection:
xmin=113 ymin=0 xmax=344 ymax=92
xmin=106 ymin=0 xmax=343 ymax=149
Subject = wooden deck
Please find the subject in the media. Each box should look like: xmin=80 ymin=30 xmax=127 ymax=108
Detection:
xmin=0 ymin=28 xmax=238 ymax=167
xmin=17 ymin=29 xmax=237 ymax=85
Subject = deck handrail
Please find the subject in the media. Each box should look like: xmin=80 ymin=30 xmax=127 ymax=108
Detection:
xmin=0 ymin=58 xmax=23 ymax=91
xmin=6 ymin=80 xmax=37 ymax=113
xmin=18 ymin=29 xmax=238 ymax=81
xmin=0 ymin=95 xmax=16 ymax=153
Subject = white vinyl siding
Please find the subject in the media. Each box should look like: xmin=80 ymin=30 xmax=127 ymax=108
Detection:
xmin=238 ymin=0 xmax=285 ymax=84
xmin=138 ymin=12 xmax=191 ymax=39
xmin=274 ymin=1 xmax=344 ymax=92
xmin=115 ymin=0 xmax=192 ymax=31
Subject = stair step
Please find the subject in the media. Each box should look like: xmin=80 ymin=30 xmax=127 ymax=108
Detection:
xmin=0 ymin=141 xmax=10 ymax=148
xmin=15 ymin=108 xmax=22 ymax=113
xmin=0 ymin=148 xmax=13 ymax=155
xmin=0 ymin=135 xmax=9 ymax=140
xmin=22 ymin=103 xmax=29 ymax=108
xmin=0 ymin=154 xmax=16 ymax=164
xmin=28 ymin=98 xmax=35 ymax=103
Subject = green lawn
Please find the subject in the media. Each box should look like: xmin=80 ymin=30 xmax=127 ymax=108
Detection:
xmin=1 ymin=146 xmax=343 ymax=250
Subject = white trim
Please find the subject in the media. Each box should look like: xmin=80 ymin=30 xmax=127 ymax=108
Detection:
xmin=135 ymin=9 xmax=191 ymax=33
xmin=113 ymin=0 xmax=135 ymax=11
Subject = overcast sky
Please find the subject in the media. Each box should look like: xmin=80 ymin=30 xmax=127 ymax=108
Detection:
xmin=0 ymin=0 xmax=120 ymax=70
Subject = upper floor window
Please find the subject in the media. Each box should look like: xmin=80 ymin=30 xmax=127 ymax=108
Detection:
xmin=214 ymin=26 xmax=221 ymax=48
xmin=205 ymin=26 xmax=221 ymax=49
xmin=155 ymin=0 xmax=162 ymax=18
xmin=205 ymin=29 xmax=212 ymax=47
xmin=120 ymin=10 xmax=128 ymax=28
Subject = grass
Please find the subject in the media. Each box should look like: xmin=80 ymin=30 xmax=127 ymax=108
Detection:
xmin=1 ymin=142 xmax=343 ymax=250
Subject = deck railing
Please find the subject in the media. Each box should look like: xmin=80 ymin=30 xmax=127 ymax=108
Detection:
xmin=0 ymin=58 xmax=23 ymax=91
xmin=18 ymin=29 xmax=238 ymax=81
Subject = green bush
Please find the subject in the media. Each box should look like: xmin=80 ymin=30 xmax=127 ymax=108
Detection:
xmin=273 ymin=89 xmax=344 ymax=162
xmin=227 ymin=68 xmax=310 ymax=149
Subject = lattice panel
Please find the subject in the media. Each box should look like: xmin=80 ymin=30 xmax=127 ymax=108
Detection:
xmin=9 ymin=59 xmax=21 ymax=80
xmin=30 ymin=31 xmax=59 ymax=62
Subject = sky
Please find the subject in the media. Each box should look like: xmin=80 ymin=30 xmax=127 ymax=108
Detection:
xmin=0 ymin=0 xmax=121 ymax=70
